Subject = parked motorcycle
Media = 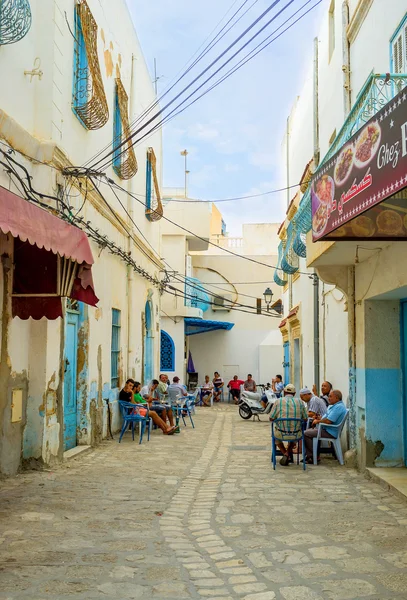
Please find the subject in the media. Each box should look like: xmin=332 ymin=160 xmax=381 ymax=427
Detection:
xmin=238 ymin=384 xmax=276 ymax=420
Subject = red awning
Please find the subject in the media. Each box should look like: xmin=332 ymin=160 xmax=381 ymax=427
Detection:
xmin=0 ymin=186 xmax=93 ymax=264
xmin=0 ymin=186 xmax=98 ymax=319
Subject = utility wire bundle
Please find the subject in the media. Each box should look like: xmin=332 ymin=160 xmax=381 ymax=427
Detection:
xmin=64 ymin=0 xmax=322 ymax=177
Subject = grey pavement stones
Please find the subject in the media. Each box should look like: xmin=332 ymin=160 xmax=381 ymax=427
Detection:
xmin=0 ymin=405 xmax=407 ymax=599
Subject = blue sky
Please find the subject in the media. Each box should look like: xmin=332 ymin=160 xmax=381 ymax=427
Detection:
xmin=126 ymin=0 xmax=328 ymax=234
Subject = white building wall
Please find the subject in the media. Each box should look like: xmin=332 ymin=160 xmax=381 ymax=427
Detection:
xmin=190 ymin=251 xmax=281 ymax=387
xmin=0 ymin=0 xmax=162 ymax=474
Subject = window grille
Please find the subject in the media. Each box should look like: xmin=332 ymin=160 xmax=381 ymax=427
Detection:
xmin=111 ymin=308 xmax=121 ymax=388
xmin=72 ymin=0 xmax=109 ymax=130
xmin=145 ymin=148 xmax=163 ymax=221
xmin=160 ymin=331 xmax=175 ymax=371
xmin=0 ymin=0 xmax=32 ymax=45
xmin=113 ymin=78 xmax=138 ymax=179
xmin=391 ymin=15 xmax=407 ymax=74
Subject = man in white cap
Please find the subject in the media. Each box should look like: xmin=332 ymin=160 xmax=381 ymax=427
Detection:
xmin=269 ymin=384 xmax=307 ymax=466
xmin=300 ymin=388 xmax=327 ymax=419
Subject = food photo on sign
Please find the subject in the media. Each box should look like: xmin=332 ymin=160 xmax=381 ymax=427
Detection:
xmin=311 ymin=85 xmax=407 ymax=241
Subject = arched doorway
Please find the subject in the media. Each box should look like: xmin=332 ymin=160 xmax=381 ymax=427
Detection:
xmin=144 ymin=300 xmax=154 ymax=384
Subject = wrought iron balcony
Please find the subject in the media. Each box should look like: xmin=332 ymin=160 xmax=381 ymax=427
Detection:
xmin=0 ymin=0 xmax=32 ymax=45
xmin=275 ymin=72 xmax=407 ymax=279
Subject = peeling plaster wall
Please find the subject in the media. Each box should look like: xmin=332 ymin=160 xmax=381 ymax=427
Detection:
xmin=0 ymin=0 xmax=162 ymax=473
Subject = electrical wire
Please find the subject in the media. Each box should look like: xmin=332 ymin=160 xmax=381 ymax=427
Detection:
xmin=82 ymin=0 xmax=260 ymax=168
xmin=1 ymin=139 xmax=310 ymax=203
xmin=89 ymin=0 xmax=289 ymax=171
xmin=100 ymin=0 xmax=320 ymax=167
xmin=100 ymin=177 xmax=312 ymax=276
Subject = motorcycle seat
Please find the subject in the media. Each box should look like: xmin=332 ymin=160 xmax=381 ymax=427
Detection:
xmin=244 ymin=390 xmax=261 ymax=402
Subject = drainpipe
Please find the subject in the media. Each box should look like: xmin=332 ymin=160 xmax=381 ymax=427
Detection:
xmin=342 ymin=1 xmax=351 ymax=117
xmin=313 ymin=37 xmax=320 ymax=167
xmin=126 ymin=54 xmax=136 ymax=377
xmin=313 ymin=36 xmax=320 ymax=391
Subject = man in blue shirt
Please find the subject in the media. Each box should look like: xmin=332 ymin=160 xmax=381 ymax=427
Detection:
xmin=304 ymin=389 xmax=347 ymax=464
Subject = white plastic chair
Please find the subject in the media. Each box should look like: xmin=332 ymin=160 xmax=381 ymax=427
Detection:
xmin=312 ymin=409 xmax=349 ymax=465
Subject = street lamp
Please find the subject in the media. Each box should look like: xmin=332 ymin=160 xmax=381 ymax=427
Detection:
xmin=263 ymin=287 xmax=273 ymax=312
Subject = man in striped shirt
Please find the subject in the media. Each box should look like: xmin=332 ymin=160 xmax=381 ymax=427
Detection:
xmin=269 ymin=384 xmax=307 ymax=466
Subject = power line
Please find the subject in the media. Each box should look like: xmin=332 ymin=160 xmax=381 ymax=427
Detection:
xmin=82 ymin=0 xmax=258 ymax=169
xmin=101 ymin=0 xmax=321 ymax=167
xmin=99 ymin=177 xmax=312 ymax=276
xmin=89 ymin=0 xmax=289 ymax=171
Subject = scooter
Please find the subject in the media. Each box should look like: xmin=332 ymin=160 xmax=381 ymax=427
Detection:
xmin=238 ymin=384 xmax=276 ymax=420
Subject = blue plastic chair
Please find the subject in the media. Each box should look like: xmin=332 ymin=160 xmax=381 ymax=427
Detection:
xmin=271 ymin=418 xmax=307 ymax=471
xmin=312 ymin=409 xmax=349 ymax=465
xmin=118 ymin=401 xmax=152 ymax=444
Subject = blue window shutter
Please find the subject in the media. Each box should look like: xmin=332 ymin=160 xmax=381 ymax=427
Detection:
xmin=111 ymin=309 xmax=121 ymax=388
xmin=113 ymin=84 xmax=122 ymax=173
xmin=72 ymin=6 xmax=89 ymax=127
xmin=160 ymin=331 xmax=175 ymax=371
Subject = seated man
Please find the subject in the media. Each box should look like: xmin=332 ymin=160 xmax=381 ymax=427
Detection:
xmin=227 ymin=375 xmax=244 ymax=404
xmin=157 ymin=374 xmax=169 ymax=401
xmin=141 ymin=380 xmax=174 ymax=428
xmin=269 ymin=384 xmax=307 ymax=466
xmin=272 ymin=374 xmax=284 ymax=398
xmin=119 ymin=378 xmax=136 ymax=403
xmin=244 ymin=374 xmax=257 ymax=393
xmin=312 ymin=381 xmax=333 ymax=407
xmin=304 ymin=389 xmax=346 ymax=464
xmin=131 ymin=381 xmax=176 ymax=435
xmin=201 ymin=375 xmax=214 ymax=406
xmin=212 ymin=372 xmax=224 ymax=402
xmin=167 ymin=376 xmax=188 ymax=404
xmin=300 ymin=387 xmax=327 ymax=419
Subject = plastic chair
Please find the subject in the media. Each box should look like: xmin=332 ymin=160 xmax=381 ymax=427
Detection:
xmin=118 ymin=401 xmax=152 ymax=444
xmin=186 ymin=388 xmax=199 ymax=414
xmin=312 ymin=409 xmax=349 ymax=465
xmin=271 ymin=418 xmax=307 ymax=471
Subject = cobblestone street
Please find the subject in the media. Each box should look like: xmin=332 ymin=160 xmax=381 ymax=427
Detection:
xmin=1 ymin=405 xmax=407 ymax=599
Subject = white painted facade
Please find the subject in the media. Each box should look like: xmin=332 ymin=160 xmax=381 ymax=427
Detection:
xmin=0 ymin=0 xmax=163 ymax=474
xmin=279 ymin=0 xmax=407 ymax=467
xmin=160 ymin=197 xmax=283 ymax=389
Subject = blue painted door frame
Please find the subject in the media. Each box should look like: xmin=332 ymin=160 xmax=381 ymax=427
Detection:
xmin=283 ymin=341 xmax=290 ymax=386
xmin=144 ymin=301 xmax=154 ymax=384
xmin=401 ymin=300 xmax=407 ymax=466
xmin=64 ymin=309 xmax=79 ymax=451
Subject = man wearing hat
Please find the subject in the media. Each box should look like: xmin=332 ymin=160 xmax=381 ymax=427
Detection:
xmin=269 ymin=384 xmax=307 ymax=466
xmin=300 ymin=388 xmax=327 ymax=419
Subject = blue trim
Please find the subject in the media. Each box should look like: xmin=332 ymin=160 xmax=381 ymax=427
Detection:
xmin=146 ymin=154 xmax=152 ymax=212
xmin=185 ymin=318 xmax=234 ymax=336
xmin=160 ymin=330 xmax=175 ymax=371
xmin=111 ymin=308 xmax=121 ymax=389
xmin=401 ymin=299 xmax=407 ymax=465
xmin=72 ymin=6 xmax=89 ymax=129
xmin=144 ymin=300 xmax=154 ymax=383
xmin=390 ymin=13 xmax=407 ymax=72
xmin=113 ymin=83 xmax=122 ymax=174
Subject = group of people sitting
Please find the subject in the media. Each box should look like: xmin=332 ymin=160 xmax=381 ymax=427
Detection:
xmin=199 ymin=372 xmax=259 ymax=406
xmin=118 ymin=374 xmax=191 ymax=436
xmin=269 ymin=380 xmax=347 ymax=465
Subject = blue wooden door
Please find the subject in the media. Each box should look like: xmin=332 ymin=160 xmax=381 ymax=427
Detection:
xmin=401 ymin=300 xmax=407 ymax=466
xmin=64 ymin=310 xmax=79 ymax=451
xmin=144 ymin=301 xmax=154 ymax=384
xmin=283 ymin=341 xmax=290 ymax=386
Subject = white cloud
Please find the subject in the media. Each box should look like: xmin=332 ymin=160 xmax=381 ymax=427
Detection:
xmin=248 ymin=151 xmax=278 ymax=171
xmin=224 ymin=163 xmax=239 ymax=173
xmin=188 ymin=123 xmax=220 ymax=141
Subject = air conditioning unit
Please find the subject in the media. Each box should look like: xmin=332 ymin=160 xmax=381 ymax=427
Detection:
xmin=212 ymin=293 xmax=232 ymax=311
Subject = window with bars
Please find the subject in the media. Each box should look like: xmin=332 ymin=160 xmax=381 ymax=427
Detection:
xmin=72 ymin=0 xmax=109 ymax=130
xmin=160 ymin=331 xmax=175 ymax=371
xmin=111 ymin=309 xmax=121 ymax=388
xmin=391 ymin=14 xmax=407 ymax=73
xmin=112 ymin=78 xmax=138 ymax=179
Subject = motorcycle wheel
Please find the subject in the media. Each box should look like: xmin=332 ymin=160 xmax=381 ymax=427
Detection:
xmin=239 ymin=403 xmax=253 ymax=420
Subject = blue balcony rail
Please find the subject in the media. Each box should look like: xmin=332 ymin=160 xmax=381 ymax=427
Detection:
xmin=185 ymin=277 xmax=210 ymax=312
xmin=285 ymin=72 xmax=407 ymax=263
xmin=274 ymin=240 xmax=288 ymax=287
xmin=0 ymin=0 xmax=32 ymax=45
